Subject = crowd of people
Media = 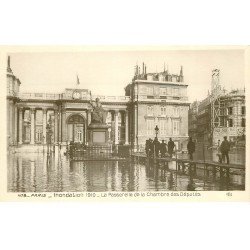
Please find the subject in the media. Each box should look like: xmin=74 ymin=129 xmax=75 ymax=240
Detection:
xmin=145 ymin=135 xmax=231 ymax=164
xmin=145 ymin=136 xmax=196 ymax=161
xmin=145 ymin=137 xmax=176 ymax=158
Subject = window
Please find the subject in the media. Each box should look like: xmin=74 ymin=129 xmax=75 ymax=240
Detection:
xmin=147 ymin=106 xmax=154 ymax=116
xmin=77 ymin=130 xmax=82 ymax=142
xmin=242 ymin=106 xmax=245 ymax=115
xmin=173 ymin=88 xmax=179 ymax=96
xmin=228 ymin=119 xmax=233 ymax=127
xmin=173 ymin=107 xmax=179 ymax=116
xmin=35 ymin=110 xmax=43 ymax=125
xmin=241 ymin=118 xmax=245 ymax=127
xmin=147 ymin=119 xmax=154 ymax=135
xmin=160 ymin=87 xmax=167 ymax=96
xmin=228 ymin=107 xmax=233 ymax=115
xmin=147 ymin=87 xmax=154 ymax=96
xmin=159 ymin=119 xmax=167 ymax=135
xmin=173 ymin=120 xmax=180 ymax=135
xmin=167 ymin=87 xmax=172 ymax=95
xmin=36 ymin=128 xmax=43 ymax=143
xmin=160 ymin=106 xmax=166 ymax=116
xmin=219 ymin=117 xmax=224 ymax=127
xmin=139 ymin=86 xmax=147 ymax=95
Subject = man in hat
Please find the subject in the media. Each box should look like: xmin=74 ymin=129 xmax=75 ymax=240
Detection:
xmin=187 ymin=137 xmax=195 ymax=160
xmin=160 ymin=140 xmax=167 ymax=158
xmin=220 ymin=136 xmax=230 ymax=164
xmin=168 ymin=138 xmax=175 ymax=158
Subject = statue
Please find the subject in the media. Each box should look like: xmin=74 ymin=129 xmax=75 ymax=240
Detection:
xmin=89 ymin=97 xmax=107 ymax=124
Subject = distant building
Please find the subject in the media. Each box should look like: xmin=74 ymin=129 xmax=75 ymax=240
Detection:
xmin=212 ymin=89 xmax=245 ymax=144
xmin=188 ymin=70 xmax=245 ymax=146
xmin=7 ymin=58 xmax=189 ymax=151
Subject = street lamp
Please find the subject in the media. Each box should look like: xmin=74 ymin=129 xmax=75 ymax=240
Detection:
xmin=155 ymin=125 xmax=159 ymax=138
xmin=46 ymin=118 xmax=53 ymax=154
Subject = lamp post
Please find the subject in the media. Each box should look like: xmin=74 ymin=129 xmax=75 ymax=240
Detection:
xmin=155 ymin=125 xmax=159 ymax=138
xmin=46 ymin=117 xmax=53 ymax=154
xmin=154 ymin=125 xmax=159 ymax=158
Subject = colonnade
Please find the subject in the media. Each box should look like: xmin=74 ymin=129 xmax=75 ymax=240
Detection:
xmin=103 ymin=110 xmax=129 ymax=145
xmin=16 ymin=107 xmax=129 ymax=145
xmin=18 ymin=107 xmax=57 ymax=145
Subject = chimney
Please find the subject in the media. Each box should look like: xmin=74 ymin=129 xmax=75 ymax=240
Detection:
xmin=180 ymin=66 xmax=183 ymax=76
xmin=7 ymin=55 xmax=13 ymax=73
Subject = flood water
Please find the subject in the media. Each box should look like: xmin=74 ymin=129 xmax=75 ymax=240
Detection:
xmin=8 ymin=150 xmax=245 ymax=192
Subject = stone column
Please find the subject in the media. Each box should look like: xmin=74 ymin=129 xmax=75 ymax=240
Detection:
xmin=61 ymin=109 xmax=67 ymax=143
xmin=9 ymin=101 xmax=13 ymax=145
xmin=14 ymin=106 xmax=18 ymax=145
xmin=42 ymin=108 xmax=47 ymax=144
xmin=58 ymin=107 xmax=61 ymax=143
xmin=134 ymin=105 xmax=137 ymax=146
xmin=114 ymin=111 xmax=119 ymax=145
xmin=18 ymin=108 xmax=23 ymax=144
xmin=30 ymin=108 xmax=35 ymax=145
xmin=54 ymin=109 xmax=58 ymax=144
xmin=125 ymin=110 xmax=129 ymax=145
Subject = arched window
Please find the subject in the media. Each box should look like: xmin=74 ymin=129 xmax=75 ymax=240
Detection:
xmin=67 ymin=115 xmax=84 ymax=124
xmin=67 ymin=115 xmax=85 ymax=143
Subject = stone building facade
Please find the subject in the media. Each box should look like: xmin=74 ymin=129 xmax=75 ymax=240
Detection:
xmin=7 ymin=58 xmax=189 ymax=151
xmin=125 ymin=64 xmax=189 ymax=151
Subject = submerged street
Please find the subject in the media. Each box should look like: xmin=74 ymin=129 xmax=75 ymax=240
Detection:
xmin=8 ymin=148 xmax=245 ymax=192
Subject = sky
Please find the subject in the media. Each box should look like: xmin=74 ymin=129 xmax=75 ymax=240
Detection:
xmin=9 ymin=49 xmax=245 ymax=102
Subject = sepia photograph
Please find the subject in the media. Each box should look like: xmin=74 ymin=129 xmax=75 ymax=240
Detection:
xmin=1 ymin=2 xmax=250 ymax=250
xmin=5 ymin=48 xmax=246 ymax=194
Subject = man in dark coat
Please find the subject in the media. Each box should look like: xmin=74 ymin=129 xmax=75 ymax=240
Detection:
xmin=220 ymin=136 xmax=230 ymax=164
xmin=168 ymin=138 xmax=175 ymax=158
xmin=160 ymin=140 xmax=167 ymax=158
xmin=153 ymin=137 xmax=160 ymax=157
xmin=187 ymin=137 xmax=195 ymax=160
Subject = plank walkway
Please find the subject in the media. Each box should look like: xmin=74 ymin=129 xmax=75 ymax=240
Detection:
xmin=131 ymin=152 xmax=245 ymax=170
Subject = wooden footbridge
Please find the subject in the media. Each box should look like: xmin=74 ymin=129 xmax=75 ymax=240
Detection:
xmin=131 ymin=152 xmax=245 ymax=178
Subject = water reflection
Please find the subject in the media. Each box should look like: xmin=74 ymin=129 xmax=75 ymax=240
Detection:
xmin=8 ymin=152 xmax=245 ymax=192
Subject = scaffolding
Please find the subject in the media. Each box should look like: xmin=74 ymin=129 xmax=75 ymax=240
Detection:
xmin=210 ymin=69 xmax=245 ymax=144
xmin=210 ymin=69 xmax=222 ymax=135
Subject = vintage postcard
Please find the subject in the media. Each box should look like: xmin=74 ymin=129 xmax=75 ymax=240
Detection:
xmin=0 ymin=46 xmax=249 ymax=201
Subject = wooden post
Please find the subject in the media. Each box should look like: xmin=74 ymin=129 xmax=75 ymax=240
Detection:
xmin=220 ymin=167 xmax=223 ymax=178
xmin=193 ymin=163 xmax=197 ymax=175
xmin=205 ymin=164 xmax=209 ymax=177
xmin=213 ymin=167 xmax=217 ymax=178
